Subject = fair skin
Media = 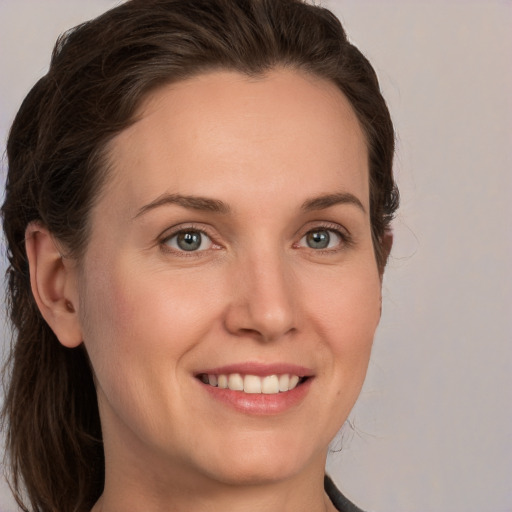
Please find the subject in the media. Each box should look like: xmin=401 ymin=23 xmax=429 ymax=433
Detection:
xmin=26 ymin=69 xmax=385 ymax=512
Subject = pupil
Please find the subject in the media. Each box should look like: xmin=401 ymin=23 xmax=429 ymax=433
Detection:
xmin=307 ymin=230 xmax=329 ymax=249
xmin=177 ymin=231 xmax=201 ymax=251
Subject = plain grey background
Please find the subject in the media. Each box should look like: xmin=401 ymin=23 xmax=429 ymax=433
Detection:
xmin=1 ymin=1 xmax=511 ymax=511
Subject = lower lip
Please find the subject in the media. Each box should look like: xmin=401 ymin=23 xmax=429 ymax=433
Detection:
xmin=200 ymin=378 xmax=313 ymax=415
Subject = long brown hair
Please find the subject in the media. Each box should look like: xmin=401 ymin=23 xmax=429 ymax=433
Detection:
xmin=1 ymin=1 xmax=399 ymax=510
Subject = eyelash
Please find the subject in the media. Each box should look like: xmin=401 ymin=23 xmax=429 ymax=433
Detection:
xmin=158 ymin=222 xmax=352 ymax=256
xmin=159 ymin=224 xmax=219 ymax=257
xmin=295 ymin=222 xmax=352 ymax=253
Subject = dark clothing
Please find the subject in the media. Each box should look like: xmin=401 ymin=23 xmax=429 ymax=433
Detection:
xmin=325 ymin=475 xmax=365 ymax=512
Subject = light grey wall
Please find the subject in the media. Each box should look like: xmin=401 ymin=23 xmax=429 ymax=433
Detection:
xmin=1 ymin=1 xmax=510 ymax=511
xmin=324 ymin=2 xmax=512 ymax=511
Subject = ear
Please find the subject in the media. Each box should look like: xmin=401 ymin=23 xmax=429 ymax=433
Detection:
xmin=379 ymin=228 xmax=394 ymax=278
xmin=25 ymin=222 xmax=83 ymax=348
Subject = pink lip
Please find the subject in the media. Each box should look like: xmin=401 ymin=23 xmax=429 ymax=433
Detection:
xmin=196 ymin=362 xmax=314 ymax=377
xmin=199 ymin=377 xmax=313 ymax=415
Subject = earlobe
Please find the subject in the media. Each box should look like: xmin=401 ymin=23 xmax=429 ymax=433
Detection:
xmin=25 ymin=222 xmax=83 ymax=348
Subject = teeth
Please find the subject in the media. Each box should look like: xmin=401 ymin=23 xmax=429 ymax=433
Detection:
xmin=228 ymin=373 xmax=244 ymax=391
xmin=218 ymin=374 xmax=228 ymax=389
xmin=278 ymin=374 xmax=289 ymax=392
xmin=244 ymin=375 xmax=262 ymax=394
xmin=201 ymin=373 xmax=305 ymax=394
xmin=288 ymin=375 xmax=300 ymax=390
xmin=261 ymin=375 xmax=279 ymax=394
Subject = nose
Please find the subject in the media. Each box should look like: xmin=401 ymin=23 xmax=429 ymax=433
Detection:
xmin=224 ymin=250 xmax=297 ymax=343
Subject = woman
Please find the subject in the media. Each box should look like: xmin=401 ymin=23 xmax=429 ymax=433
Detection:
xmin=1 ymin=0 xmax=399 ymax=511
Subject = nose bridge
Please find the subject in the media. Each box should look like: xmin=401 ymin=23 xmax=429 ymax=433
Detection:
xmin=225 ymin=242 xmax=297 ymax=342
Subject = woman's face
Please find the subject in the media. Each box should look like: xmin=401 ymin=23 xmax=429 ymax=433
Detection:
xmin=76 ymin=69 xmax=382 ymax=488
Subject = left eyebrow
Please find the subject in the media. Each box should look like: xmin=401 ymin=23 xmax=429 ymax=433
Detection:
xmin=301 ymin=192 xmax=366 ymax=213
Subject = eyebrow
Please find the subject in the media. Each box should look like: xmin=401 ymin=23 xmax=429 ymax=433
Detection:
xmin=301 ymin=192 xmax=366 ymax=213
xmin=134 ymin=193 xmax=230 ymax=219
xmin=134 ymin=190 xmax=365 ymax=219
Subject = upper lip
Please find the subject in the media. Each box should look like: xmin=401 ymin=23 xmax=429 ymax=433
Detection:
xmin=196 ymin=362 xmax=314 ymax=377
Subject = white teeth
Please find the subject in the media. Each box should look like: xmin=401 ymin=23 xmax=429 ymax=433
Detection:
xmin=228 ymin=373 xmax=244 ymax=391
xmin=218 ymin=374 xmax=228 ymax=389
xmin=278 ymin=374 xmax=290 ymax=392
xmin=202 ymin=373 xmax=305 ymax=394
xmin=244 ymin=375 xmax=262 ymax=393
xmin=288 ymin=375 xmax=300 ymax=390
xmin=261 ymin=375 xmax=279 ymax=394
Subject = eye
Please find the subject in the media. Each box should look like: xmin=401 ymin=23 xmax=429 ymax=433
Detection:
xmin=299 ymin=228 xmax=343 ymax=250
xmin=164 ymin=229 xmax=213 ymax=252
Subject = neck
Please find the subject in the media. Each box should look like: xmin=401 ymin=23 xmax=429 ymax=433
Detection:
xmin=93 ymin=446 xmax=335 ymax=512
xmin=93 ymin=480 xmax=336 ymax=512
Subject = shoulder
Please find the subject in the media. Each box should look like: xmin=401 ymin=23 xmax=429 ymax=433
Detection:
xmin=324 ymin=474 xmax=366 ymax=512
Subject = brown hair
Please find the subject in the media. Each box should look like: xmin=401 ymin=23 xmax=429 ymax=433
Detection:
xmin=1 ymin=0 xmax=399 ymax=510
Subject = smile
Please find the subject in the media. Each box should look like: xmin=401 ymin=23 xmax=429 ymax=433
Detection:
xmin=198 ymin=373 xmax=307 ymax=394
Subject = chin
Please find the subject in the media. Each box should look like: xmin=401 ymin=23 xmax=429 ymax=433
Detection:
xmin=188 ymin=430 xmax=326 ymax=487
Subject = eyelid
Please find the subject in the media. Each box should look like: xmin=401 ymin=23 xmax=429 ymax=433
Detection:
xmin=294 ymin=221 xmax=352 ymax=251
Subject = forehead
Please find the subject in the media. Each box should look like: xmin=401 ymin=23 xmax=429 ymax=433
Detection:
xmin=102 ymin=68 xmax=369 ymax=215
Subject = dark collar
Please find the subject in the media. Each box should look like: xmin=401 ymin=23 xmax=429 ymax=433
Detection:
xmin=324 ymin=475 xmax=366 ymax=512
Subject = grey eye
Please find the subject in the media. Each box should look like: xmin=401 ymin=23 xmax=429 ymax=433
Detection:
xmin=300 ymin=229 xmax=342 ymax=250
xmin=166 ymin=230 xmax=212 ymax=252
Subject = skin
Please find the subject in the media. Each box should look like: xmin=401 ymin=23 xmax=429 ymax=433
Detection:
xmin=27 ymin=68 xmax=385 ymax=512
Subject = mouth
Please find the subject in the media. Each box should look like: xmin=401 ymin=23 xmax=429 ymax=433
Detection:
xmin=196 ymin=373 xmax=310 ymax=395
xmin=195 ymin=364 xmax=314 ymax=414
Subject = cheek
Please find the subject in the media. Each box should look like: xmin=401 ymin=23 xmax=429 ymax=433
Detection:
xmin=307 ymin=263 xmax=381 ymax=372
xmin=78 ymin=262 xmax=218 ymax=380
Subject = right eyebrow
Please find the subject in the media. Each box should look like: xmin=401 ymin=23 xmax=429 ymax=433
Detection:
xmin=133 ymin=193 xmax=231 ymax=219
